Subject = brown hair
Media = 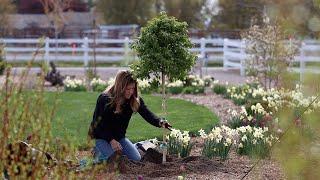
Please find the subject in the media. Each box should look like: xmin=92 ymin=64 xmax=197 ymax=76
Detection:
xmin=104 ymin=70 xmax=140 ymax=113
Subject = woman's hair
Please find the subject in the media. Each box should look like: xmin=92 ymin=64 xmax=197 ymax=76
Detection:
xmin=104 ymin=70 xmax=140 ymax=113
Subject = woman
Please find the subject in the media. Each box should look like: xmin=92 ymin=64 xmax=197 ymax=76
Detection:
xmin=88 ymin=70 xmax=171 ymax=162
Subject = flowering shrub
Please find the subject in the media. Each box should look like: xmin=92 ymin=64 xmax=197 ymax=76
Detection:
xmin=236 ymin=126 xmax=278 ymax=158
xmin=242 ymin=20 xmax=299 ymax=89
xmin=183 ymin=75 xmax=205 ymax=94
xmin=90 ymin=78 xmax=107 ymax=92
xmin=199 ymin=126 xmax=237 ymax=160
xmin=184 ymin=74 xmax=205 ymax=87
xmin=166 ymin=129 xmax=193 ymax=158
xmin=107 ymin=77 xmax=115 ymax=89
xmin=64 ymin=76 xmax=86 ymax=91
xmin=167 ymin=80 xmax=184 ymax=94
xmin=137 ymin=79 xmax=152 ymax=94
xmin=203 ymin=75 xmax=214 ymax=87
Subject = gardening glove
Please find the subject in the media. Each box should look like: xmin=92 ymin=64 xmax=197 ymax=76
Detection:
xmin=159 ymin=118 xmax=172 ymax=131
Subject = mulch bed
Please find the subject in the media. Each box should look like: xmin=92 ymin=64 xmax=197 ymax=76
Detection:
xmin=76 ymin=137 xmax=285 ymax=180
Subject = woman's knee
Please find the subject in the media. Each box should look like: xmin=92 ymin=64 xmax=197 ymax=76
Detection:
xmin=94 ymin=139 xmax=114 ymax=161
xmin=131 ymin=152 xmax=141 ymax=161
xmin=119 ymin=138 xmax=141 ymax=161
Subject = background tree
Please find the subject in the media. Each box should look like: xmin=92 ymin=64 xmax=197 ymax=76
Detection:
xmin=242 ymin=19 xmax=299 ymax=89
xmin=0 ymin=0 xmax=16 ymax=36
xmin=212 ymin=0 xmax=265 ymax=30
xmin=131 ymin=12 xmax=196 ymax=161
xmin=266 ymin=0 xmax=320 ymax=38
xmin=162 ymin=0 xmax=207 ymax=29
xmin=40 ymin=0 xmax=72 ymax=38
xmin=96 ymin=0 xmax=156 ymax=26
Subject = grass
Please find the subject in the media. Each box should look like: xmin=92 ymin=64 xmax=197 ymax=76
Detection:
xmin=44 ymin=92 xmax=219 ymax=149
xmin=207 ymin=61 xmax=223 ymax=67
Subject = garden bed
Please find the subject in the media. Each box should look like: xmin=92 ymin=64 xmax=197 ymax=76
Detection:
xmin=77 ymin=137 xmax=284 ymax=179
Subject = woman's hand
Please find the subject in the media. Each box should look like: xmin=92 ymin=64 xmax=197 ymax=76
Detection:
xmin=160 ymin=119 xmax=172 ymax=130
xmin=110 ymin=139 xmax=122 ymax=152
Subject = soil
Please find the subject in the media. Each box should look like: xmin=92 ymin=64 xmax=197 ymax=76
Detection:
xmin=77 ymin=137 xmax=285 ymax=180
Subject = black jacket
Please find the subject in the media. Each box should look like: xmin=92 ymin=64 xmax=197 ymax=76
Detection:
xmin=88 ymin=93 xmax=161 ymax=142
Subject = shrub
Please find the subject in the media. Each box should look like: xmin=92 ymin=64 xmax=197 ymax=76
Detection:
xmin=90 ymin=78 xmax=107 ymax=92
xmin=184 ymin=74 xmax=205 ymax=87
xmin=137 ymin=79 xmax=152 ymax=94
xmin=168 ymin=86 xmax=184 ymax=94
xmin=0 ymin=48 xmax=5 ymax=75
xmin=242 ymin=20 xmax=299 ymax=89
xmin=203 ymin=76 xmax=214 ymax=87
xmin=183 ymin=86 xmax=204 ymax=94
xmin=213 ymin=84 xmax=227 ymax=95
xmin=64 ymin=76 xmax=87 ymax=91
xmin=0 ymin=66 xmax=87 ymax=179
xmin=167 ymin=80 xmax=184 ymax=94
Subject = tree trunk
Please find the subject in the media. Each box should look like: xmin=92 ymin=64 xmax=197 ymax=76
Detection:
xmin=161 ymin=71 xmax=167 ymax=163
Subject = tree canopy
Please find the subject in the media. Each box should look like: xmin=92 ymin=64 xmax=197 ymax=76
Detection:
xmin=0 ymin=0 xmax=16 ymax=35
xmin=131 ymin=12 xmax=196 ymax=82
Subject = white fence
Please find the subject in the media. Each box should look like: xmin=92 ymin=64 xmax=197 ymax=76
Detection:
xmin=1 ymin=37 xmax=320 ymax=79
xmin=222 ymin=39 xmax=320 ymax=80
xmin=1 ymin=37 xmax=224 ymax=66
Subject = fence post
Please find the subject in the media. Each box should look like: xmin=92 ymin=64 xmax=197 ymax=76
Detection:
xmin=300 ymin=42 xmax=306 ymax=82
xmin=240 ymin=40 xmax=245 ymax=76
xmin=199 ymin=38 xmax=206 ymax=78
xmin=44 ymin=37 xmax=50 ymax=64
xmin=123 ymin=37 xmax=130 ymax=66
xmin=124 ymin=37 xmax=129 ymax=55
xmin=223 ymin=38 xmax=228 ymax=71
xmin=200 ymin=37 xmax=206 ymax=59
xmin=83 ymin=37 xmax=89 ymax=67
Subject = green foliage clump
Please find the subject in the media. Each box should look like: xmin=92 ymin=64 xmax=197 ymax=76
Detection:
xmin=212 ymin=84 xmax=227 ymax=95
xmin=167 ymin=86 xmax=184 ymax=94
xmin=183 ymin=86 xmax=204 ymax=94
xmin=0 ymin=46 xmax=5 ymax=75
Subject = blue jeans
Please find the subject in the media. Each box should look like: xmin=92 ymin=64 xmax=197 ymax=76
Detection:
xmin=94 ymin=138 xmax=141 ymax=163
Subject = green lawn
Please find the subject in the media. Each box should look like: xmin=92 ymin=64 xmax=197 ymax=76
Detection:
xmin=44 ymin=92 xmax=219 ymax=149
